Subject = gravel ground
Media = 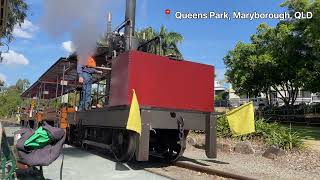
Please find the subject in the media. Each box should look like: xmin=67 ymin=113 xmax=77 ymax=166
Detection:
xmin=142 ymin=164 xmax=228 ymax=180
xmin=183 ymin=139 xmax=320 ymax=180
xmin=276 ymin=149 xmax=320 ymax=174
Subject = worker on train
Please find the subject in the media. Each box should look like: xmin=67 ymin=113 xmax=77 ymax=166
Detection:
xmin=77 ymin=56 xmax=102 ymax=111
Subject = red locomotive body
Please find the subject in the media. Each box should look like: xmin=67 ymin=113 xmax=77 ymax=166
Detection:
xmin=109 ymin=51 xmax=215 ymax=112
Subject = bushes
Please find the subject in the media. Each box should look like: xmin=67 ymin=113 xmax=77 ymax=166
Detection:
xmin=0 ymin=89 xmax=22 ymax=118
xmin=216 ymin=115 xmax=232 ymax=137
xmin=217 ymin=116 xmax=304 ymax=150
xmin=255 ymin=119 xmax=304 ymax=149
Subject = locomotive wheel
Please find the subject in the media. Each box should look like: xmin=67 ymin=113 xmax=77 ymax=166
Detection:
xmin=151 ymin=130 xmax=188 ymax=162
xmin=111 ymin=129 xmax=137 ymax=162
xmin=161 ymin=140 xmax=186 ymax=162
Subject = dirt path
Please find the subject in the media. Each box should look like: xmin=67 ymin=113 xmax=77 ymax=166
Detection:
xmin=304 ymin=140 xmax=320 ymax=152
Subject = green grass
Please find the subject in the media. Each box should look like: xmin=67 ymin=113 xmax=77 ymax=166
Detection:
xmin=282 ymin=125 xmax=320 ymax=140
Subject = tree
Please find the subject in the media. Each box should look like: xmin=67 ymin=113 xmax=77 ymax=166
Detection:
xmin=224 ymin=22 xmax=310 ymax=107
xmin=97 ymin=25 xmax=183 ymax=58
xmin=215 ymin=91 xmax=228 ymax=101
xmin=135 ymin=27 xmax=157 ymax=54
xmin=0 ymin=87 xmax=22 ymax=118
xmin=158 ymin=26 xmax=183 ymax=58
xmin=0 ymin=79 xmax=30 ymax=118
xmin=15 ymin=79 xmax=30 ymax=92
xmin=224 ymin=33 xmax=275 ymax=98
xmin=225 ymin=0 xmax=320 ymax=107
xmin=1 ymin=0 xmax=28 ymax=42
xmin=281 ymin=0 xmax=320 ymax=92
xmin=136 ymin=26 xmax=183 ymax=58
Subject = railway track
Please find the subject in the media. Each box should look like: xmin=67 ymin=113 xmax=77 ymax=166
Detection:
xmin=172 ymin=161 xmax=255 ymax=180
xmin=135 ymin=159 xmax=256 ymax=180
xmin=77 ymin=143 xmax=255 ymax=180
xmin=2 ymin=121 xmax=254 ymax=180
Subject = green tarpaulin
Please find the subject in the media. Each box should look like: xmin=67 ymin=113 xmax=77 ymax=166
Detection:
xmin=24 ymin=126 xmax=52 ymax=150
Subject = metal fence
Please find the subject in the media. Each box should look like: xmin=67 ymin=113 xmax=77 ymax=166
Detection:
xmin=312 ymin=96 xmax=320 ymax=103
xmin=257 ymin=106 xmax=320 ymax=126
xmin=219 ymin=97 xmax=320 ymax=108
xmin=215 ymin=100 xmax=230 ymax=107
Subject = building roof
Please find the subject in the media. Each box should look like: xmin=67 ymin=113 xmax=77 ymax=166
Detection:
xmin=21 ymin=57 xmax=78 ymax=99
xmin=21 ymin=49 xmax=111 ymax=100
xmin=214 ymin=81 xmax=226 ymax=91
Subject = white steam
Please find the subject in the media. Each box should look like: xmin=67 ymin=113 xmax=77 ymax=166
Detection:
xmin=41 ymin=0 xmax=111 ymax=65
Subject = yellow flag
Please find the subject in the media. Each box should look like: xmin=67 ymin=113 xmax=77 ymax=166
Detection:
xmin=226 ymin=101 xmax=255 ymax=136
xmin=126 ymin=89 xmax=142 ymax=135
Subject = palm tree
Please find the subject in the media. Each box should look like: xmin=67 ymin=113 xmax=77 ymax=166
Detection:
xmin=97 ymin=25 xmax=184 ymax=58
xmin=136 ymin=27 xmax=156 ymax=40
xmin=136 ymin=26 xmax=183 ymax=58
xmin=135 ymin=27 xmax=157 ymax=54
xmin=158 ymin=26 xmax=183 ymax=58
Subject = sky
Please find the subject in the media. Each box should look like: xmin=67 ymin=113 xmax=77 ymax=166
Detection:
xmin=0 ymin=0 xmax=288 ymax=86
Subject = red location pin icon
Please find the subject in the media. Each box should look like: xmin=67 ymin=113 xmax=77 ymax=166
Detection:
xmin=165 ymin=9 xmax=171 ymax=15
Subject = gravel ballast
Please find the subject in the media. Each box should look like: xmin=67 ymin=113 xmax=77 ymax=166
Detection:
xmin=183 ymin=142 xmax=320 ymax=180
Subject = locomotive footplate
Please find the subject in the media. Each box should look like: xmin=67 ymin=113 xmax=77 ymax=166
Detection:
xmin=67 ymin=107 xmax=217 ymax=162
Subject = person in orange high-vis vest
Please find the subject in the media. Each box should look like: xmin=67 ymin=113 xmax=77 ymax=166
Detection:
xmin=77 ymin=56 xmax=102 ymax=110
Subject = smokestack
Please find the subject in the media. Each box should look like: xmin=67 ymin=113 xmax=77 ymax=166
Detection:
xmin=124 ymin=0 xmax=136 ymax=37
xmin=107 ymin=12 xmax=112 ymax=35
xmin=124 ymin=0 xmax=136 ymax=51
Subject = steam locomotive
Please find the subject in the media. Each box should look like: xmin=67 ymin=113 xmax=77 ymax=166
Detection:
xmin=20 ymin=0 xmax=217 ymax=162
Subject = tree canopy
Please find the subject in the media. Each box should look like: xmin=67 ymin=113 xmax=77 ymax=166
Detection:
xmin=224 ymin=0 xmax=320 ymax=106
xmin=136 ymin=26 xmax=183 ymax=58
xmin=1 ymin=0 xmax=28 ymax=42
xmin=282 ymin=0 xmax=320 ymax=92
xmin=96 ymin=25 xmax=184 ymax=58
xmin=0 ymin=79 xmax=29 ymax=118
xmin=15 ymin=78 xmax=30 ymax=92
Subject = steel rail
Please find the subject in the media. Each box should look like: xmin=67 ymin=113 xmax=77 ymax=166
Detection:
xmin=174 ymin=161 xmax=257 ymax=180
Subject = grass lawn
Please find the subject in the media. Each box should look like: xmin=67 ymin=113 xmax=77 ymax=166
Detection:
xmin=282 ymin=124 xmax=320 ymax=140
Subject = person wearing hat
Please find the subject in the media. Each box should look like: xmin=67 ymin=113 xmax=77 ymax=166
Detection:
xmin=77 ymin=56 xmax=102 ymax=111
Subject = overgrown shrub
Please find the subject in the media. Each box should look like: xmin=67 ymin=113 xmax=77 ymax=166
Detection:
xmin=216 ymin=116 xmax=304 ymax=150
xmin=216 ymin=115 xmax=232 ymax=137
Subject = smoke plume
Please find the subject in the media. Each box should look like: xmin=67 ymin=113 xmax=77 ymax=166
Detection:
xmin=41 ymin=0 xmax=111 ymax=65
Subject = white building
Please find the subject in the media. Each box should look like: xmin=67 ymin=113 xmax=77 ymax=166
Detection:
xmin=227 ymin=86 xmax=320 ymax=107
xmin=214 ymin=81 xmax=226 ymax=94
